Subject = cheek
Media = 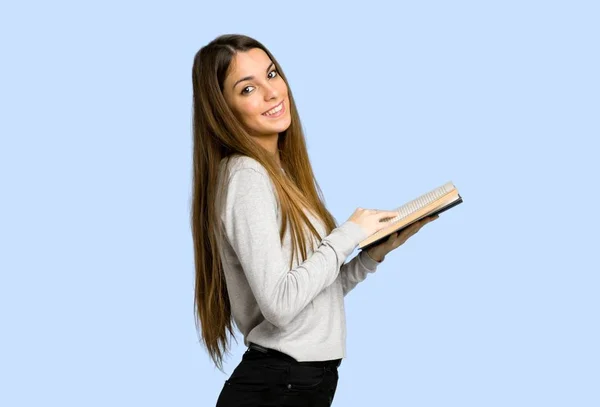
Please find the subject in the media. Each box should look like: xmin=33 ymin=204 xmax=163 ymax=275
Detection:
xmin=239 ymin=99 xmax=264 ymax=120
xmin=278 ymin=81 xmax=289 ymax=98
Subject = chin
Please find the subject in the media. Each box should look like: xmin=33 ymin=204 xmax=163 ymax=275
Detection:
xmin=274 ymin=123 xmax=291 ymax=134
xmin=259 ymin=117 xmax=292 ymax=134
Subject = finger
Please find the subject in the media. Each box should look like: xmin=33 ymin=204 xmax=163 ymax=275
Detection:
xmin=396 ymin=228 xmax=417 ymax=241
xmin=404 ymin=223 xmax=423 ymax=236
xmin=393 ymin=235 xmax=406 ymax=247
xmin=418 ymin=216 xmax=436 ymax=226
xmin=378 ymin=213 xmax=399 ymax=223
xmin=395 ymin=233 xmax=412 ymax=246
xmin=420 ymin=218 xmax=433 ymax=226
xmin=397 ymin=218 xmax=429 ymax=236
xmin=410 ymin=221 xmax=425 ymax=231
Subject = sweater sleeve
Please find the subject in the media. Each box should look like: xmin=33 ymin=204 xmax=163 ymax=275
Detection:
xmin=222 ymin=166 xmax=369 ymax=327
xmin=340 ymin=250 xmax=382 ymax=296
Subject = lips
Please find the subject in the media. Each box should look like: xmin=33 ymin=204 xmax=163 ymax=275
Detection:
xmin=262 ymin=101 xmax=283 ymax=115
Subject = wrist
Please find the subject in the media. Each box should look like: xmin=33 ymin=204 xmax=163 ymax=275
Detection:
xmin=366 ymin=249 xmax=384 ymax=263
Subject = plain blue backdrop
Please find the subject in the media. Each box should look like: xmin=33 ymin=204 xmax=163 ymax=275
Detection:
xmin=1 ymin=1 xmax=598 ymax=406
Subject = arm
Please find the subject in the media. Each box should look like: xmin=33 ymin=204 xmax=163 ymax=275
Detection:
xmin=222 ymin=166 xmax=368 ymax=327
xmin=340 ymin=249 xmax=382 ymax=296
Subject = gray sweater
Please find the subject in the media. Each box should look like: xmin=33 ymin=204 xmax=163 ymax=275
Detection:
xmin=216 ymin=155 xmax=381 ymax=362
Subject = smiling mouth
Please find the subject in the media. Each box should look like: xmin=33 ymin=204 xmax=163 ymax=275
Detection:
xmin=262 ymin=101 xmax=284 ymax=117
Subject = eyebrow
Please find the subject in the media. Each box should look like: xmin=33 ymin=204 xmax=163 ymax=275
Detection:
xmin=232 ymin=62 xmax=275 ymax=90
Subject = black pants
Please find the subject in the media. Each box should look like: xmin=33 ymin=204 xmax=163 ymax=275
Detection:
xmin=215 ymin=343 xmax=341 ymax=407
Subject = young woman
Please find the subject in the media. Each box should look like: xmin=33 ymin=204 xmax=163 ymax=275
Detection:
xmin=191 ymin=34 xmax=437 ymax=407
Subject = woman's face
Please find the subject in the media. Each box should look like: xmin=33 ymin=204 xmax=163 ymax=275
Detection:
xmin=222 ymin=48 xmax=291 ymax=141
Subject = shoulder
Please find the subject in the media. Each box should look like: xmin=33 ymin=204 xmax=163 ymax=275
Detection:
xmin=231 ymin=155 xmax=268 ymax=174
xmin=218 ymin=156 xmax=279 ymax=215
xmin=220 ymin=155 xmax=270 ymax=181
xmin=218 ymin=155 xmax=276 ymax=196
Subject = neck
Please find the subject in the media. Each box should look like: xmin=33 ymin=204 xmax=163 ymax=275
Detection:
xmin=252 ymin=133 xmax=281 ymax=168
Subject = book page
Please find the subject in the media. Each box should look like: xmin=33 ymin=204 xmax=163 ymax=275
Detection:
xmin=388 ymin=182 xmax=455 ymax=223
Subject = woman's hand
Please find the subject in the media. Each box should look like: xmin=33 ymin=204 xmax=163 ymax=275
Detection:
xmin=366 ymin=214 xmax=439 ymax=262
xmin=347 ymin=208 xmax=402 ymax=237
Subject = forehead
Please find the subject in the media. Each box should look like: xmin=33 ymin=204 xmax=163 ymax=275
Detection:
xmin=227 ymin=48 xmax=271 ymax=79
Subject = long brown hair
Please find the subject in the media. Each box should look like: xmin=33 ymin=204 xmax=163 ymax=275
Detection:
xmin=191 ymin=34 xmax=338 ymax=371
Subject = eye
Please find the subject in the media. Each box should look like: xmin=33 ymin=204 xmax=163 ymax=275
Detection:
xmin=240 ymin=70 xmax=278 ymax=95
xmin=241 ymin=86 xmax=254 ymax=95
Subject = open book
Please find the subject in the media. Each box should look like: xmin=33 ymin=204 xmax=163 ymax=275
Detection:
xmin=358 ymin=181 xmax=463 ymax=250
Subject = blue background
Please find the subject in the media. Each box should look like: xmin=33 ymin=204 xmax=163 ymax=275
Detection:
xmin=1 ymin=0 xmax=598 ymax=406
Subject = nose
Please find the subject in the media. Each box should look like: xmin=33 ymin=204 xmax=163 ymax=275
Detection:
xmin=263 ymin=82 xmax=279 ymax=100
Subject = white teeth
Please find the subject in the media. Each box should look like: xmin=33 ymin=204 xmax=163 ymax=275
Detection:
xmin=264 ymin=103 xmax=283 ymax=116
